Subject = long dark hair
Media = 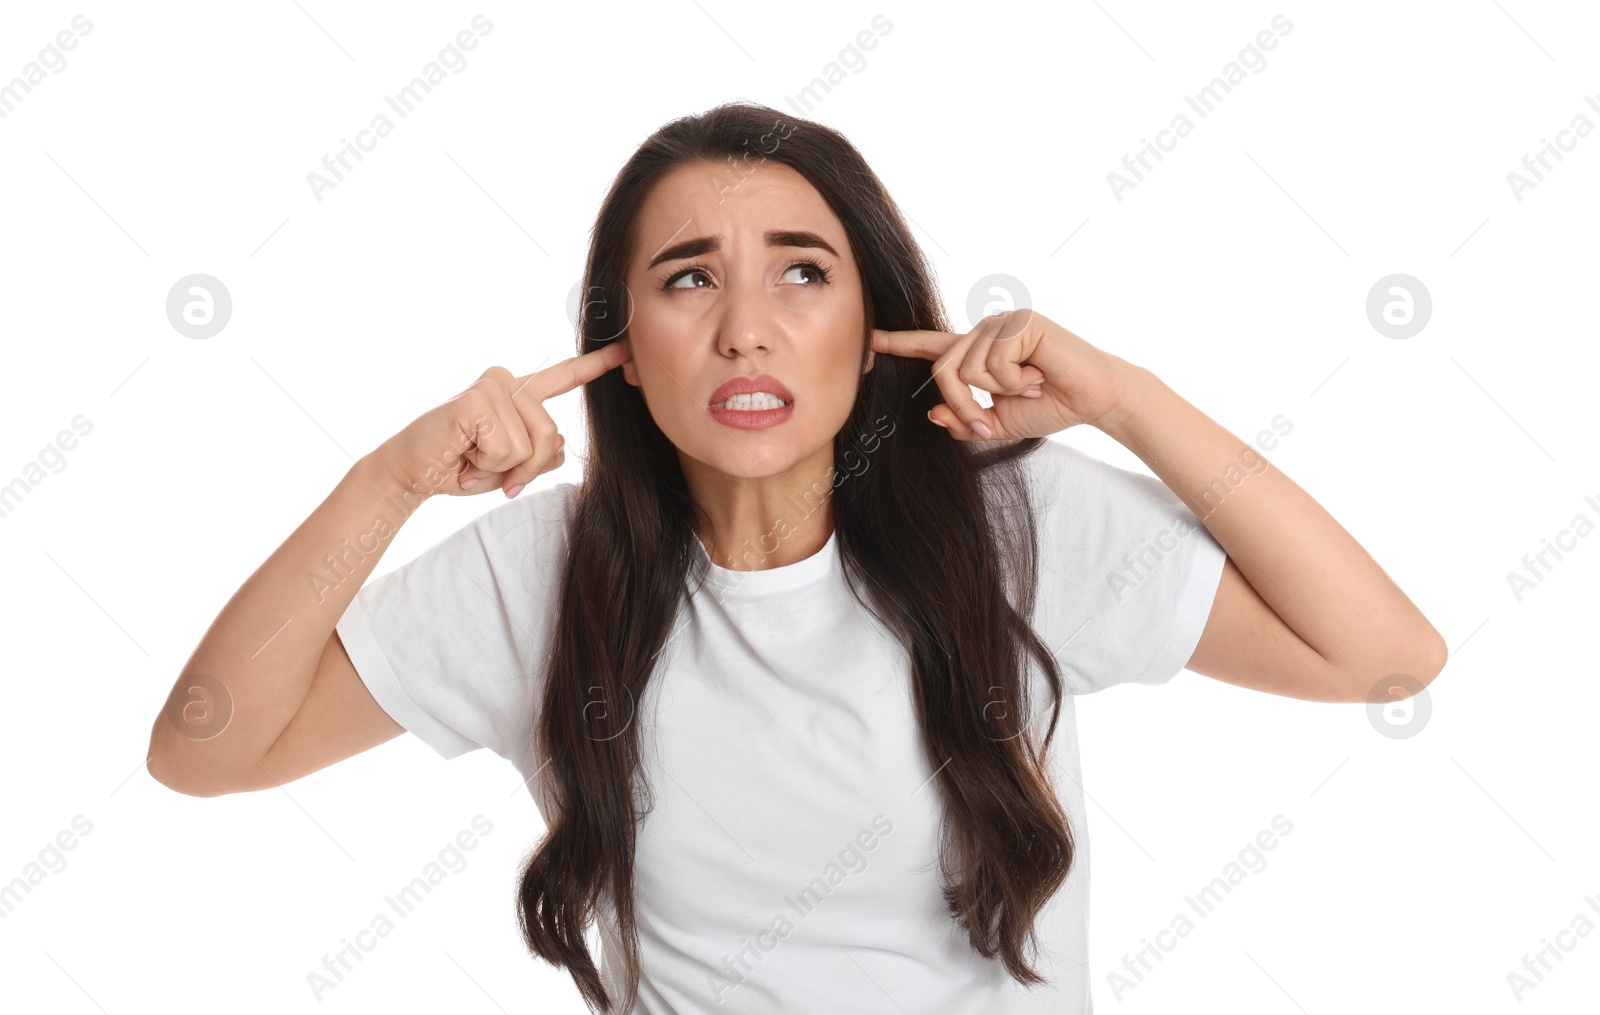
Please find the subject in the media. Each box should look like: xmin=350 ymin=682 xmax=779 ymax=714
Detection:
xmin=517 ymin=100 xmax=1073 ymax=1013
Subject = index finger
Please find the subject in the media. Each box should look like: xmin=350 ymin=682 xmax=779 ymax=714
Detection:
xmin=520 ymin=338 xmax=632 ymax=399
xmin=870 ymin=327 xmax=959 ymax=361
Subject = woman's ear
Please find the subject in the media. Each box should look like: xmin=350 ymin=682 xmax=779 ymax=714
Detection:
xmin=622 ymin=355 xmax=639 ymax=386
xmin=863 ymin=348 xmax=875 ymax=374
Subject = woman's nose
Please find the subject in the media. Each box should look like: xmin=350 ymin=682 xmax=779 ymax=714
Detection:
xmin=714 ymin=277 xmax=777 ymax=356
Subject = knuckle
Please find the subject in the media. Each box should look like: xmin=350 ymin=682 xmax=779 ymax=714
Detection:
xmin=450 ymin=387 xmax=488 ymax=416
xmin=510 ymin=430 xmax=536 ymax=462
xmin=489 ymin=433 xmax=532 ymax=472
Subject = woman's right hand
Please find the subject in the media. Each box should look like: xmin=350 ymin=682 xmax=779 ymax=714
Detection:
xmin=375 ymin=339 xmax=632 ymax=499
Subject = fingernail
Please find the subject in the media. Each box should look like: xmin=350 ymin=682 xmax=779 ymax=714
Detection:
xmin=1021 ymin=388 xmax=1043 ymax=398
xmin=927 ymin=410 xmax=948 ymax=429
xmin=506 ymin=483 xmax=525 ymax=499
xmin=971 ymin=419 xmax=993 ymax=439
xmin=461 ymin=476 xmax=483 ymax=490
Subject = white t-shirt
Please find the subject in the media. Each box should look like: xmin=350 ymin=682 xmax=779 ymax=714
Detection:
xmin=335 ymin=437 xmax=1227 ymax=1014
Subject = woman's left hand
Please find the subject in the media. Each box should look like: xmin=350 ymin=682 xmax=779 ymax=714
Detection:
xmin=870 ymin=309 xmax=1138 ymax=441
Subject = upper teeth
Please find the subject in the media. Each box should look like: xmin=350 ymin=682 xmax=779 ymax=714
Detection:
xmin=715 ymin=392 xmax=788 ymax=410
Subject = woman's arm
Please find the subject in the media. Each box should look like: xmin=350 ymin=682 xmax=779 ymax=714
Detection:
xmin=147 ymin=454 xmax=413 ymax=796
xmin=871 ymin=312 xmax=1446 ymax=704
xmin=147 ymin=349 xmax=624 ymax=795
xmin=1102 ymin=365 xmax=1447 ymax=703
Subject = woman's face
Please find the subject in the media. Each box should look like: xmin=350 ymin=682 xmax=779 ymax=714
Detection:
xmin=620 ymin=160 xmax=871 ymax=482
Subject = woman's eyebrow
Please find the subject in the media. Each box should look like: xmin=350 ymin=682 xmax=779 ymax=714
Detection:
xmin=645 ymin=229 xmax=839 ymax=270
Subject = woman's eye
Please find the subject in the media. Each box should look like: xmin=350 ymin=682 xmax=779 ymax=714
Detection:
xmin=782 ymin=262 xmax=829 ymax=285
xmin=662 ymin=262 xmax=830 ymax=291
xmin=666 ymin=269 xmax=712 ymax=290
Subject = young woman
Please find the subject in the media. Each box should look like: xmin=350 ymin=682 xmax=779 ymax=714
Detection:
xmin=149 ymin=101 xmax=1446 ymax=1014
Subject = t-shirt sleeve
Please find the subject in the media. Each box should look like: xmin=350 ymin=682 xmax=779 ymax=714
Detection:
xmin=1023 ymin=438 xmax=1227 ymax=694
xmin=333 ymin=482 xmax=576 ymax=762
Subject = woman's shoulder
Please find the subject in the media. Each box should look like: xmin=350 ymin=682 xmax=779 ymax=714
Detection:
xmin=996 ymin=436 xmax=1190 ymax=533
xmin=1012 ymin=435 xmax=1093 ymax=474
xmin=424 ymin=479 xmax=582 ymax=600
xmin=991 ymin=436 xmax=1087 ymax=506
xmin=467 ymin=478 xmax=581 ymax=538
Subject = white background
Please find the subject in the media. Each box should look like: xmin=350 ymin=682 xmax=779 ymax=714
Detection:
xmin=1 ymin=1 xmax=1595 ymax=1012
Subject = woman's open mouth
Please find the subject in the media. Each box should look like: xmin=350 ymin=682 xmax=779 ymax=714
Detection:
xmin=708 ymin=394 xmax=794 ymax=429
xmin=707 ymin=375 xmax=796 ymax=430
